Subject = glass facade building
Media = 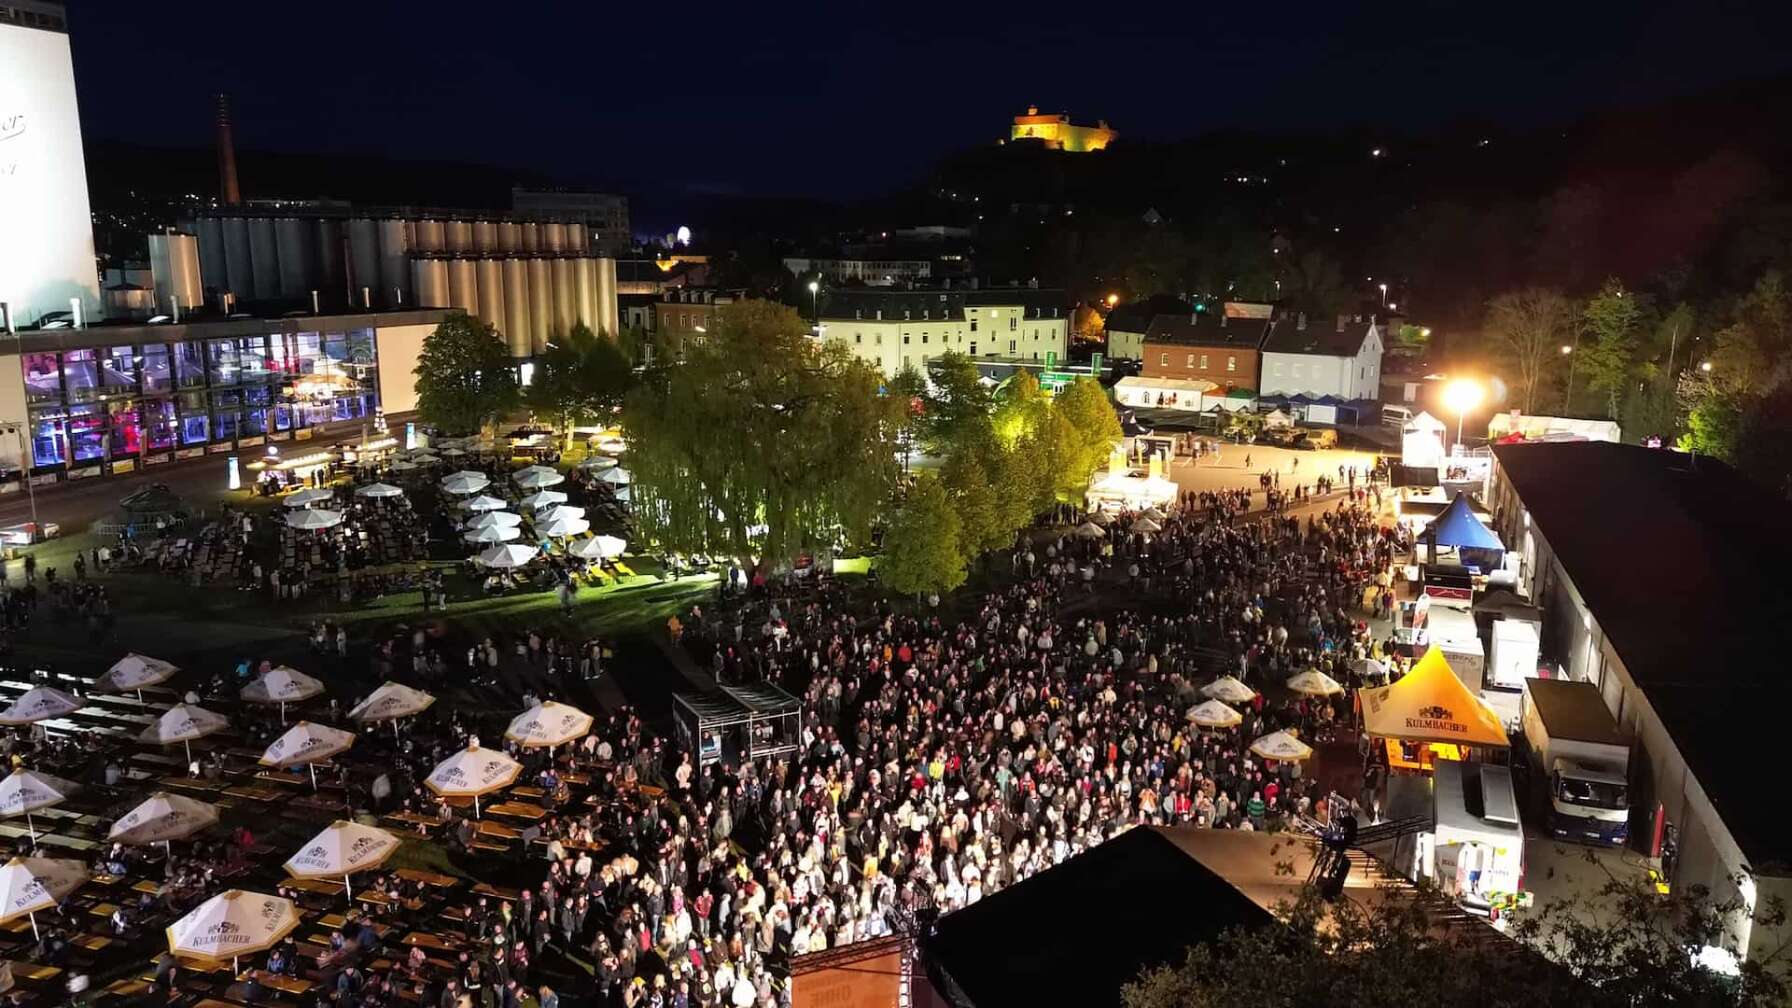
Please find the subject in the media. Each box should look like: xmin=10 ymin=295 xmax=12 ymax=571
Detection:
xmin=20 ymin=327 xmax=380 ymax=471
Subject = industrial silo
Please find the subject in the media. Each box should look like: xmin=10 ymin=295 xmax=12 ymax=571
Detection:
xmin=472 ymin=219 xmax=497 ymax=253
xmin=542 ymin=221 xmax=566 ymax=253
xmin=248 ymin=217 xmax=280 ymax=299
xmin=195 ymin=217 xmax=227 ymax=295
xmin=445 ymin=219 xmax=473 ymax=254
xmin=475 ymin=257 xmax=505 ymax=331
xmin=377 ymin=218 xmax=411 ymax=305
xmin=317 ymin=219 xmax=345 ymax=302
xmin=502 ymin=258 xmax=532 ymax=358
xmin=411 ymin=257 xmax=450 ymax=309
xmin=595 ymin=256 xmax=619 ymax=337
xmin=275 ymin=217 xmax=315 ymax=296
xmin=497 ymin=220 xmax=520 ymax=253
xmin=222 ymin=217 xmax=254 ymax=303
xmin=527 ymin=257 xmax=553 ymax=352
xmin=519 ymin=221 xmax=542 ymax=252
xmin=348 ymin=218 xmax=381 ymax=299
xmin=413 ymin=218 xmax=446 ymax=255
xmin=574 ymin=256 xmax=597 ymax=332
xmin=447 ymin=257 xmax=480 ymax=317
xmin=565 ymin=221 xmax=588 ymax=253
xmin=550 ymin=256 xmax=576 ymax=339
xmin=148 ymin=232 xmax=204 ymax=313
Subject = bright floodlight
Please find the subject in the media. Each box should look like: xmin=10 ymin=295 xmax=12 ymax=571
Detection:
xmin=1443 ymin=378 xmax=1483 ymax=415
xmin=808 ymin=281 xmax=819 ymax=293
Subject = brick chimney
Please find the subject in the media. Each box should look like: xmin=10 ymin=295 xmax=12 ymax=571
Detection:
xmin=214 ymin=94 xmax=241 ymax=205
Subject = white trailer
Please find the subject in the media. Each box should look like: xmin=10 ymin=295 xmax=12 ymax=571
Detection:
xmin=1422 ymin=758 xmax=1525 ymax=912
xmin=1486 ymin=618 xmax=1540 ymax=691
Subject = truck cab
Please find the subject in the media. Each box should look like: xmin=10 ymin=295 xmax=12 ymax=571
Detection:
xmin=1549 ymin=758 xmax=1630 ymax=845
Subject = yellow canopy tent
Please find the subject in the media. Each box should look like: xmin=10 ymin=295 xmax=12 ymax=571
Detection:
xmin=1359 ymin=646 xmax=1509 ymax=748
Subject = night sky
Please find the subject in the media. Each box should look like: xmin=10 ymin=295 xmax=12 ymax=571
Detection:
xmin=68 ymin=0 xmax=1792 ymax=200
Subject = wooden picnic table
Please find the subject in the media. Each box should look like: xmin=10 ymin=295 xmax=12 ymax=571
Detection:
xmin=243 ymin=969 xmax=314 ymax=996
xmin=222 ymin=783 xmax=287 ymax=802
xmin=484 ymin=801 xmax=546 ymax=821
xmin=5 ymin=960 xmax=62 ymax=981
xmin=472 ymin=882 xmax=520 ymax=902
xmin=394 ymin=868 xmax=458 ymax=888
xmin=286 ymin=877 xmax=343 ymax=896
xmin=402 ymin=931 xmax=463 ymax=952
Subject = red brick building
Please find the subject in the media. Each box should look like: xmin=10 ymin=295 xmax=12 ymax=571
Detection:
xmin=1138 ymin=303 xmax=1276 ymax=390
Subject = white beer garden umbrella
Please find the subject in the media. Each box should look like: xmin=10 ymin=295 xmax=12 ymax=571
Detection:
xmin=597 ymin=467 xmax=631 ymax=485
xmin=578 ymin=455 xmax=617 ymax=471
xmin=477 ymin=544 xmax=539 ymax=569
xmin=440 ymin=471 xmax=490 ymax=495
xmin=1131 ymin=517 xmax=1161 ymax=534
xmin=241 ymin=666 xmax=327 ymax=722
xmin=466 ymin=510 xmax=523 ymax=530
xmin=513 ymin=466 xmax=565 ymax=490
xmin=465 ymin=525 xmax=522 ymax=544
xmin=440 ymin=447 xmax=467 ymax=457
xmin=425 ymin=741 xmax=522 ymax=817
xmin=1087 ymin=510 xmax=1114 ymax=525
xmin=1185 ymin=699 xmax=1243 ymax=729
xmin=1250 ymin=730 xmax=1315 ymax=763
xmin=0 ymin=769 xmax=78 ymax=841
xmin=94 ymin=653 xmax=178 ymax=699
xmin=285 ymin=820 xmax=402 ymax=900
xmin=348 ymin=682 xmax=436 ymax=742
xmin=536 ymin=514 xmax=589 ymax=539
xmin=1141 ymin=506 xmax=1167 ymax=521
xmin=0 ymin=686 xmax=82 ymax=725
xmin=460 ymin=494 xmax=508 ymax=513
xmin=1073 ymin=521 xmax=1105 ymax=539
xmin=0 ymin=856 xmax=89 ymax=939
xmin=260 ymin=721 xmax=357 ymax=789
xmin=387 ymin=459 xmax=418 ymax=472
xmin=287 ymin=508 xmax=343 ymax=530
xmin=1285 ymin=669 xmax=1345 ymax=697
xmin=354 ymin=482 xmax=405 ymax=499
xmin=504 ymin=701 xmax=593 ymax=749
xmin=1201 ymin=675 xmax=1257 ymax=704
xmin=569 ymin=534 xmax=626 ymax=561
xmin=283 ymin=488 xmax=335 ymax=508
xmin=534 ymin=504 xmax=585 ymax=523
xmin=138 ymin=704 xmax=230 ymax=764
xmin=519 ymin=489 xmax=568 ymax=509
xmin=594 ymin=436 xmax=626 ymax=455
xmin=109 ymin=792 xmax=220 ymax=848
xmin=166 ymin=890 xmax=299 ymax=970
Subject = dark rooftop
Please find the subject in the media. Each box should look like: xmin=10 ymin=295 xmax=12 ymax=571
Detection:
xmin=819 ymin=286 xmax=1066 ymax=322
xmin=1105 ymin=295 xmax=1191 ymax=334
xmin=1494 ymin=442 xmax=1792 ymax=872
xmin=1142 ymin=312 xmax=1274 ymax=349
xmin=1261 ymin=316 xmax=1378 ymax=357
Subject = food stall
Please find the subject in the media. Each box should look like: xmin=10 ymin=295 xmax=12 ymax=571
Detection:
xmin=1359 ymin=646 xmax=1510 ymax=776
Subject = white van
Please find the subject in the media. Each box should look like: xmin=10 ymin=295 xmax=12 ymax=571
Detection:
xmin=1382 ymin=404 xmax=1414 ymax=428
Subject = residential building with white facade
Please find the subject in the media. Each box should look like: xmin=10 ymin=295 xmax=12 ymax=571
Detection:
xmin=1259 ymin=314 xmax=1383 ymax=401
xmin=817 ymin=287 xmax=1070 ymax=377
xmin=785 ymin=258 xmax=934 ymax=288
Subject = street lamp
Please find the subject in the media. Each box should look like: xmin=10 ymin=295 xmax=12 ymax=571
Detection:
xmin=1700 ymin=360 xmax=1713 ymax=373
xmin=1378 ymin=283 xmax=1388 ymax=306
xmin=1105 ymin=293 xmax=1119 ymax=307
xmin=807 ymin=280 xmax=820 ymax=321
xmin=1442 ymin=378 xmax=1484 ymax=453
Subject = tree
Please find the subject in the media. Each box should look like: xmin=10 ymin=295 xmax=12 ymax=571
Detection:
xmin=878 ymin=475 xmax=966 ymax=599
xmin=918 ymin=351 xmax=995 ymax=455
xmin=413 ymin=312 xmax=519 ymax=435
xmin=939 ymin=432 xmax=1010 ymax=559
xmin=1125 ymin=874 xmax=1787 ymax=1008
xmin=1579 ymin=279 xmax=1648 ymax=419
xmin=1389 ymin=323 xmax=1432 ymax=357
xmin=1278 ymin=249 xmax=1354 ymax=319
xmin=624 ymin=300 xmax=902 ymax=573
xmin=1483 ymin=288 xmax=1578 ymax=413
xmin=1052 ymin=377 xmax=1124 ymax=491
xmin=525 ymin=323 xmax=633 ymax=449
xmin=992 ymin=371 xmax=1049 ymax=447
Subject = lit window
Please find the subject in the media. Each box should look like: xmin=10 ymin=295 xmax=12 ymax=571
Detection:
xmin=1227 ymin=356 xmax=1237 ymax=371
xmin=1198 ymin=354 xmax=1208 ymax=369
xmin=1185 ymin=354 xmax=1195 ymax=368
xmin=1159 ymin=352 xmax=1169 ymax=366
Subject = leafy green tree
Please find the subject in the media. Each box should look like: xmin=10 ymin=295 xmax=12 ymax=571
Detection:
xmin=1018 ymin=407 xmax=1085 ymax=512
xmin=1053 ymin=377 xmax=1124 ymax=488
xmin=939 ymin=434 xmax=1010 ymax=559
xmin=1126 ymin=875 xmax=1787 ymax=1008
xmin=918 ymin=351 xmax=996 ymax=455
xmin=878 ymin=475 xmax=966 ymax=599
xmin=1709 ymin=272 xmax=1792 ymax=395
xmin=413 ymin=312 xmax=519 ymax=435
xmin=1389 ymin=323 xmax=1432 ymax=357
xmin=525 ymin=323 xmax=633 ymax=449
xmin=886 ymin=362 xmax=928 ymax=467
xmin=1483 ymin=288 xmax=1579 ymax=413
xmin=1677 ymin=369 xmax=1746 ymax=460
xmin=992 ymin=371 xmax=1050 ymax=447
xmin=624 ymin=300 xmax=902 ymax=572
xmin=1580 ymin=279 xmax=1648 ymax=419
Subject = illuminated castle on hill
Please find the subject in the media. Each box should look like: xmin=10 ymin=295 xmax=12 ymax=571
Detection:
xmin=1007 ymin=106 xmax=1116 ymax=152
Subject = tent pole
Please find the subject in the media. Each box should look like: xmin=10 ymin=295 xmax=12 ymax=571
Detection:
xmin=29 ymin=911 xmax=38 ymax=940
xmin=281 ymin=701 xmax=288 ymax=725
xmin=25 ymin=811 xmax=35 ymax=842
xmin=183 ymin=738 xmax=192 ymax=766
xmin=345 ymin=873 xmax=353 ymax=902
xmin=474 ymin=793 xmax=481 ymax=819
xmin=309 ymin=763 xmax=318 ymax=791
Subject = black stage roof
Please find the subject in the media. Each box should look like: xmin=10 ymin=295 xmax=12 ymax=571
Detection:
xmin=922 ymin=827 xmax=1272 ymax=1007
xmin=1494 ymin=442 xmax=1792 ymax=872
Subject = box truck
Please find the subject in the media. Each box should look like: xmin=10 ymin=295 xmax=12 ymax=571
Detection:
xmin=1425 ymin=603 xmax=1485 ymax=693
xmin=1521 ymin=678 xmax=1631 ymax=846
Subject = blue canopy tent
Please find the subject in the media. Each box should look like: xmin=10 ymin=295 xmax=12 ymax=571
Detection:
xmin=1420 ymin=492 xmax=1505 ymax=570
